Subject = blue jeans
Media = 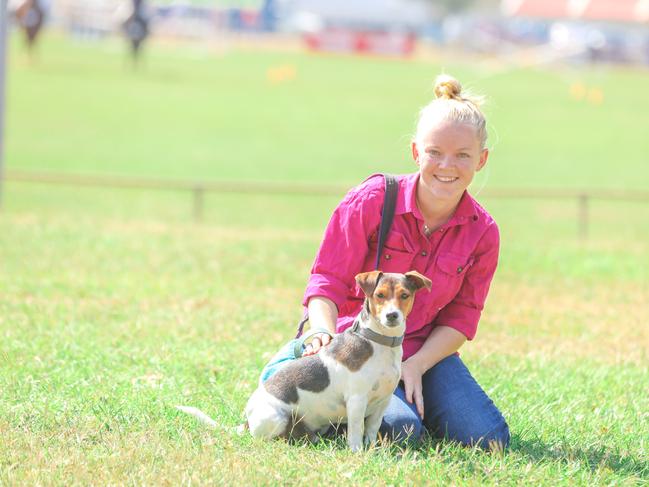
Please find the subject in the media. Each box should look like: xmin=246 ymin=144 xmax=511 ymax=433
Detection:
xmin=379 ymin=354 xmax=510 ymax=449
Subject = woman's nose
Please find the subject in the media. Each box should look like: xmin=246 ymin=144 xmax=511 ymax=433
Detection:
xmin=437 ymin=156 xmax=453 ymax=168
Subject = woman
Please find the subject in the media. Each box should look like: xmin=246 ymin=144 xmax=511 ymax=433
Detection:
xmin=299 ymin=74 xmax=510 ymax=450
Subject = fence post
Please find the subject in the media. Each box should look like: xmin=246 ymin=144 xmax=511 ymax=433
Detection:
xmin=0 ymin=0 xmax=8 ymax=210
xmin=193 ymin=185 xmax=204 ymax=222
xmin=578 ymin=193 xmax=589 ymax=241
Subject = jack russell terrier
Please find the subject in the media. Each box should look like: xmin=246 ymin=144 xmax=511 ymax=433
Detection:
xmin=244 ymin=270 xmax=431 ymax=451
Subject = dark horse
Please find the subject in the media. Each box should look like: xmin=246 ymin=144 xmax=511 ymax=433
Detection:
xmin=123 ymin=0 xmax=150 ymax=66
xmin=14 ymin=0 xmax=44 ymax=58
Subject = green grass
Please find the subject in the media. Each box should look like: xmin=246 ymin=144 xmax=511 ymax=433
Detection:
xmin=1 ymin=33 xmax=648 ymax=485
xmin=6 ymin=33 xmax=649 ymax=189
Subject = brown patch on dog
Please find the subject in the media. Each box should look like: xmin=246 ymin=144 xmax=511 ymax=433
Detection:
xmin=327 ymin=329 xmax=374 ymax=372
xmin=264 ymin=355 xmax=330 ymax=404
xmin=404 ymin=271 xmax=432 ymax=292
xmin=355 ymin=270 xmax=383 ymax=297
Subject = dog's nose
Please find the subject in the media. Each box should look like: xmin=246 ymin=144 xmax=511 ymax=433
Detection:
xmin=386 ymin=311 xmax=399 ymax=322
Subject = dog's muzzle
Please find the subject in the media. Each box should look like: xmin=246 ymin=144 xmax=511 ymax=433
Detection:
xmin=382 ymin=310 xmax=404 ymax=327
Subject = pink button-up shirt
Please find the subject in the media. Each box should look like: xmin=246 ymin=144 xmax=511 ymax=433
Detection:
xmin=303 ymin=173 xmax=499 ymax=361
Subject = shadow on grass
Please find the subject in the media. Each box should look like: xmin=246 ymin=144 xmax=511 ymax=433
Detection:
xmin=507 ymin=434 xmax=648 ymax=478
xmin=232 ymin=425 xmax=647 ymax=481
xmin=409 ymin=433 xmax=647 ymax=479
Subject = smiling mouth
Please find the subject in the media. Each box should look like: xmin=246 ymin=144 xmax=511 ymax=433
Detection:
xmin=434 ymin=175 xmax=459 ymax=183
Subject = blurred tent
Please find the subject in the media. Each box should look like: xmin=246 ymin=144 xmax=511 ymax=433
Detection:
xmin=56 ymin=0 xmax=127 ymax=37
xmin=501 ymin=0 xmax=649 ymax=64
xmin=279 ymin=0 xmax=437 ymax=32
xmin=502 ymin=0 xmax=649 ymax=23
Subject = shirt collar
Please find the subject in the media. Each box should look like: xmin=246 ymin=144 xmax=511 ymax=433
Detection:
xmin=395 ymin=172 xmax=478 ymax=226
xmin=395 ymin=173 xmax=420 ymax=217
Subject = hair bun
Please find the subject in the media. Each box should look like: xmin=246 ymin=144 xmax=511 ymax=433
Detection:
xmin=434 ymin=75 xmax=462 ymax=100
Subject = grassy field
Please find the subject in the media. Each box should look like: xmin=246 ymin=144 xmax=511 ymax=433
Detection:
xmin=1 ymin=33 xmax=648 ymax=485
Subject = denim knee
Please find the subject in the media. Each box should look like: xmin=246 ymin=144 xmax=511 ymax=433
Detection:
xmin=381 ymin=415 xmax=422 ymax=445
xmin=485 ymin=418 xmax=511 ymax=450
xmin=420 ymin=354 xmax=511 ymax=451
xmin=474 ymin=417 xmax=511 ymax=451
xmin=379 ymin=389 xmax=423 ymax=445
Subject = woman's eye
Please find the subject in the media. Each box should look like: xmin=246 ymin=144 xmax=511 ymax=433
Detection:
xmin=428 ymin=150 xmax=441 ymax=157
xmin=458 ymin=152 xmax=470 ymax=158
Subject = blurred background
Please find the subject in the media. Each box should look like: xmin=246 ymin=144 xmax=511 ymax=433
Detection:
xmin=5 ymin=0 xmax=649 ymax=63
xmin=1 ymin=0 xmax=649 ymax=240
xmin=1 ymin=6 xmax=648 ymax=482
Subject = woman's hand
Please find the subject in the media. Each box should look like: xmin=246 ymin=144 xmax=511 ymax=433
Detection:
xmin=401 ymin=357 xmax=426 ymax=419
xmin=304 ymin=297 xmax=337 ymax=356
xmin=302 ymin=333 xmax=332 ymax=356
xmin=399 ymin=326 xmax=467 ymax=419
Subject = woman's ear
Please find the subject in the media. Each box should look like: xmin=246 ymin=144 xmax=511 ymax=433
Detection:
xmin=477 ymin=148 xmax=489 ymax=172
xmin=411 ymin=140 xmax=420 ymax=165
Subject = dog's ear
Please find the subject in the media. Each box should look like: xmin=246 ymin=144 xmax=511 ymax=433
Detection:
xmin=355 ymin=271 xmax=383 ymax=297
xmin=404 ymin=271 xmax=432 ymax=292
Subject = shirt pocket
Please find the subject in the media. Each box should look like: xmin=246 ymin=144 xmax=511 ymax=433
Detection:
xmin=435 ymin=252 xmax=475 ymax=277
xmin=370 ymin=231 xmax=415 ymax=272
xmin=430 ymin=252 xmax=476 ymax=306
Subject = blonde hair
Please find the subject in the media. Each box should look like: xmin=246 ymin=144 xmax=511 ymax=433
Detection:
xmin=415 ymin=74 xmax=488 ymax=148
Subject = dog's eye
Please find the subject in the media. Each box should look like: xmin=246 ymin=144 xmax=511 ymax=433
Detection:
xmin=376 ymin=292 xmax=385 ymax=299
xmin=401 ymin=293 xmax=410 ymax=299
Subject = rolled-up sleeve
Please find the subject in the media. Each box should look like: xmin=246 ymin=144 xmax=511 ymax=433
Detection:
xmin=303 ymin=181 xmax=383 ymax=310
xmin=435 ymin=222 xmax=500 ymax=340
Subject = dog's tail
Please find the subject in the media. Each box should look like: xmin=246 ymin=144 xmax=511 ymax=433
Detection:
xmin=175 ymin=405 xmax=249 ymax=434
xmin=175 ymin=405 xmax=220 ymax=429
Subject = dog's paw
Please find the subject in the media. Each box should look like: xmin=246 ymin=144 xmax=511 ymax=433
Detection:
xmin=236 ymin=423 xmax=248 ymax=436
xmin=363 ymin=434 xmax=377 ymax=449
xmin=349 ymin=442 xmax=363 ymax=453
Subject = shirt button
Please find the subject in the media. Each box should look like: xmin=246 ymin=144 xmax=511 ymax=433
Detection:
xmin=385 ymin=254 xmax=391 ymax=260
xmin=421 ymin=251 xmax=427 ymax=257
xmin=457 ymin=266 xmax=463 ymax=274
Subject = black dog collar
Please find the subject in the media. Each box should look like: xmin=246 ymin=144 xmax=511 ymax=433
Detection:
xmin=351 ymin=319 xmax=404 ymax=348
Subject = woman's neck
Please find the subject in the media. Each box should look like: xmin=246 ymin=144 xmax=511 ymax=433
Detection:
xmin=415 ymin=184 xmax=463 ymax=231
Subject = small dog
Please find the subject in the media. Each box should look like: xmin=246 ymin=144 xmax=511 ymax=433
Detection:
xmin=245 ymin=270 xmax=431 ymax=451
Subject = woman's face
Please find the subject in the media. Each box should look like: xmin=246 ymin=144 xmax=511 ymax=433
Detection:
xmin=411 ymin=119 xmax=488 ymax=203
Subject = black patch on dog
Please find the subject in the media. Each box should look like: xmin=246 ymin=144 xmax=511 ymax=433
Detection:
xmin=264 ymin=355 xmax=330 ymax=404
xmin=327 ymin=329 xmax=374 ymax=372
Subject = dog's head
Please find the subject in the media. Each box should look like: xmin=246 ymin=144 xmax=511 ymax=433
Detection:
xmin=355 ymin=270 xmax=432 ymax=333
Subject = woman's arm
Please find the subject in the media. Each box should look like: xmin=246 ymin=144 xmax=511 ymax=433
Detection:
xmin=301 ymin=178 xmax=385 ymax=355
xmin=400 ymin=326 xmax=466 ymax=418
xmin=401 ymin=224 xmax=499 ymax=418
xmin=302 ymin=296 xmax=338 ymax=356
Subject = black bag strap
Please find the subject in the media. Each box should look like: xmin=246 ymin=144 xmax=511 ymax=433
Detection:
xmin=296 ymin=174 xmax=399 ymax=338
xmin=375 ymin=173 xmax=398 ymax=270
